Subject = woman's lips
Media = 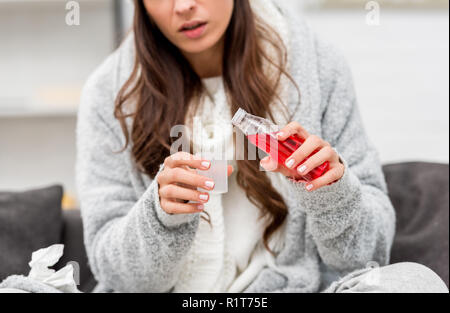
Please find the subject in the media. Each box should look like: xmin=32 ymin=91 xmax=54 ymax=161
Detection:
xmin=180 ymin=22 xmax=207 ymax=39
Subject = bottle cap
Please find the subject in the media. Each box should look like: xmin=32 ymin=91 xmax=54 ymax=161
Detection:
xmin=231 ymin=108 xmax=247 ymax=127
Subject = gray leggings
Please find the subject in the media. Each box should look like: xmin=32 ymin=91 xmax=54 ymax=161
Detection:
xmin=323 ymin=262 xmax=448 ymax=293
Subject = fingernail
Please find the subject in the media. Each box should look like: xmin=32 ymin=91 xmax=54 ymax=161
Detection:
xmin=201 ymin=161 xmax=211 ymax=169
xmin=277 ymin=132 xmax=284 ymax=138
xmin=199 ymin=194 xmax=209 ymax=201
xmin=285 ymin=159 xmax=295 ymax=168
xmin=306 ymin=184 xmax=313 ymax=191
xmin=259 ymin=161 xmax=267 ymax=170
xmin=261 ymin=156 xmax=269 ymax=163
xmin=205 ymin=181 xmax=215 ymax=189
xmin=298 ymin=165 xmax=307 ymax=173
xmin=197 ymin=204 xmax=204 ymax=211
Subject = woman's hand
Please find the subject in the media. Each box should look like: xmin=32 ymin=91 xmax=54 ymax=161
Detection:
xmin=260 ymin=122 xmax=345 ymax=192
xmin=157 ymin=152 xmax=233 ymax=214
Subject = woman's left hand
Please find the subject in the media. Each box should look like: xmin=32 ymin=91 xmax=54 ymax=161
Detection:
xmin=259 ymin=121 xmax=345 ymax=192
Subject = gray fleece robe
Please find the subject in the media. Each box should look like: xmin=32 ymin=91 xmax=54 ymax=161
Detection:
xmin=75 ymin=6 xmax=396 ymax=293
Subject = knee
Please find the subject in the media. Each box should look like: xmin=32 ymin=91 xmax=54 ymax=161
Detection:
xmin=379 ymin=262 xmax=448 ymax=293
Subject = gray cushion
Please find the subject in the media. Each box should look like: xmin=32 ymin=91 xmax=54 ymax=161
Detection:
xmin=0 ymin=185 xmax=63 ymax=281
xmin=383 ymin=162 xmax=449 ymax=287
xmin=56 ymin=209 xmax=96 ymax=293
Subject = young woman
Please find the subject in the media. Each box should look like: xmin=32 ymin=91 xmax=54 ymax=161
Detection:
xmin=76 ymin=0 xmax=448 ymax=293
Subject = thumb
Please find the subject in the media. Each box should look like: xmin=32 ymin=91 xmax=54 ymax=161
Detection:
xmin=260 ymin=156 xmax=279 ymax=172
xmin=227 ymin=165 xmax=234 ymax=177
xmin=260 ymin=156 xmax=299 ymax=178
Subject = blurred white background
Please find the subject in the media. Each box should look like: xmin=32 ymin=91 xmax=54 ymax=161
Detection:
xmin=0 ymin=0 xmax=448 ymax=207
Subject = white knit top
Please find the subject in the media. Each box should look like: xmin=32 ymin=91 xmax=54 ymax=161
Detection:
xmin=172 ymin=0 xmax=291 ymax=292
xmin=173 ymin=77 xmax=285 ymax=293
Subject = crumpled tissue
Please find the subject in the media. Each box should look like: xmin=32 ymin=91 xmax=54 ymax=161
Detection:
xmin=26 ymin=244 xmax=80 ymax=293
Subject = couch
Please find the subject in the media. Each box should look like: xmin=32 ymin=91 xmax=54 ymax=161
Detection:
xmin=1 ymin=162 xmax=448 ymax=292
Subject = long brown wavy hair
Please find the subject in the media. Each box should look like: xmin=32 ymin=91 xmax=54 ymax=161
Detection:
xmin=115 ymin=0 xmax=297 ymax=253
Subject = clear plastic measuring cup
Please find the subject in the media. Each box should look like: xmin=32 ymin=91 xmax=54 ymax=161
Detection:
xmin=195 ymin=153 xmax=228 ymax=194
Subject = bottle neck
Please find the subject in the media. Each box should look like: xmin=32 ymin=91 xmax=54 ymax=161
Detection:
xmin=239 ymin=116 xmax=279 ymax=136
xmin=231 ymin=109 xmax=279 ymax=136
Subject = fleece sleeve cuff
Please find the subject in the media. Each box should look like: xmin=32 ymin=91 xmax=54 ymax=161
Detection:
xmin=285 ymin=151 xmax=363 ymax=217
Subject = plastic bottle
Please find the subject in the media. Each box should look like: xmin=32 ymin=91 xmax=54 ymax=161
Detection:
xmin=231 ymin=108 xmax=329 ymax=182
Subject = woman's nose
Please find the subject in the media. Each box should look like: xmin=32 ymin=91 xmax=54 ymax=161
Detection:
xmin=174 ymin=0 xmax=196 ymax=15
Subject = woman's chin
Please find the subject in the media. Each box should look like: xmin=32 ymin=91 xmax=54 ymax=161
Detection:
xmin=178 ymin=38 xmax=219 ymax=55
xmin=179 ymin=46 xmax=210 ymax=55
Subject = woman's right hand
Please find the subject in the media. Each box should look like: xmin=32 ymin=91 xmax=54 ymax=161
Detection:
xmin=157 ymin=152 xmax=233 ymax=214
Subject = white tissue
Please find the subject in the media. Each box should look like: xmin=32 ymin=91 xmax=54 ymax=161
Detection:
xmin=27 ymin=244 xmax=80 ymax=293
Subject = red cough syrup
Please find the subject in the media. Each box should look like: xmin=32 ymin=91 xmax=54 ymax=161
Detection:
xmin=232 ymin=108 xmax=330 ymax=182
xmin=247 ymin=132 xmax=329 ymax=182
